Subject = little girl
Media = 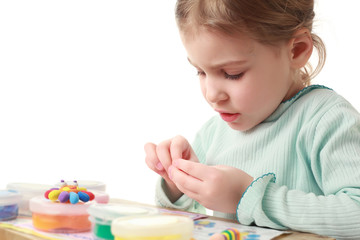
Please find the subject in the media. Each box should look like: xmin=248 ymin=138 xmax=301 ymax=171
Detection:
xmin=144 ymin=0 xmax=360 ymax=239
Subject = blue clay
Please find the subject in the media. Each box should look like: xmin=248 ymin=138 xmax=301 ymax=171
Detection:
xmin=0 ymin=204 xmax=18 ymax=221
xmin=69 ymin=192 xmax=79 ymax=204
xmin=78 ymin=192 xmax=90 ymax=202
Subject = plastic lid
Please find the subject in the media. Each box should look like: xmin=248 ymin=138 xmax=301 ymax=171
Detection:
xmin=88 ymin=203 xmax=157 ymax=221
xmin=111 ymin=215 xmax=194 ymax=237
xmin=29 ymin=196 xmax=93 ymax=215
xmin=0 ymin=190 xmax=22 ymax=206
xmin=7 ymin=182 xmax=52 ymax=193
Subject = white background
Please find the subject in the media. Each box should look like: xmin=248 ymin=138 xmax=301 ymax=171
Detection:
xmin=0 ymin=1 xmax=359 ymax=205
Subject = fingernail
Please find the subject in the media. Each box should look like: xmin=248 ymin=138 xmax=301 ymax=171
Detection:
xmin=155 ymin=162 xmax=163 ymax=170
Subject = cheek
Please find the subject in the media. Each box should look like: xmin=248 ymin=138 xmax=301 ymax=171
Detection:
xmin=230 ymin=75 xmax=277 ymax=113
xmin=200 ymin=80 xmax=206 ymax=98
xmin=230 ymin=86 xmax=259 ymax=111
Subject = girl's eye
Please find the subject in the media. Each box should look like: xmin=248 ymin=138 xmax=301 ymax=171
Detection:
xmin=224 ymin=72 xmax=244 ymax=80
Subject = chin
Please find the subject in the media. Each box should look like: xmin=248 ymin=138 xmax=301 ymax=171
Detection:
xmin=227 ymin=122 xmax=253 ymax=132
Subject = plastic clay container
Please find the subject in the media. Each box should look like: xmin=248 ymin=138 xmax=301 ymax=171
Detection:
xmin=111 ymin=215 xmax=194 ymax=240
xmin=88 ymin=203 xmax=158 ymax=240
xmin=29 ymin=196 xmax=93 ymax=233
xmin=0 ymin=190 xmax=22 ymax=221
xmin=6 ymin=182 xmax=52 ymax=216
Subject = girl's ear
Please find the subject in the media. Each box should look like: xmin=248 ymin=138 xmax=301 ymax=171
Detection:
xmin=288 ymin=28 xmax=313 ymax=69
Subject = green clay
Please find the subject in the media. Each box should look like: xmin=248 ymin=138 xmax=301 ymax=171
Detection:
xmin=93 ymin=223 xmax=114 ymax=240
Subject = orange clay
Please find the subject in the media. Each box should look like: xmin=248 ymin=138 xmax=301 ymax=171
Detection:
xmin=60 ymin=186 xmax=79 ymax=192
xmin=68 ymin=189 xmax=79 ymax=193
xmin=32 ymin=213 xmax=91 ymax=233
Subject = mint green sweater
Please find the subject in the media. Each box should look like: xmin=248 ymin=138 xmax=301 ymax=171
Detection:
xmin=155 ymin=85 xmax=360 ymax=239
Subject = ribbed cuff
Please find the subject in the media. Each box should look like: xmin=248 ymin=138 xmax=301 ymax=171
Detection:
xmin=236 ymin=173 xmax=277 ymax=225
xmin=155 ymin=178 xmax=193 ymax=210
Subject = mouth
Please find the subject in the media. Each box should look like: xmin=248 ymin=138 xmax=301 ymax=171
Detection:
xmin=219 ymin=112 xmax=240 ymax=122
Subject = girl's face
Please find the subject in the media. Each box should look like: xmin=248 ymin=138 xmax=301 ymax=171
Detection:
xmin=180 ymin=29 xmax=304 ymax=131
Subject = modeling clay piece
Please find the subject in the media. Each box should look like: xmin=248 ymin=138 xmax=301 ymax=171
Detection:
xmin=44 ymin=180 xmax=94 ymax=204
xmin=209 ymin=228 xmax=241 ymax=240
xmin=69 ymin=192 xmax=79 ymax=204
xmin=78 ymin=191 xmax=90 ymax=202
xmin=58 ymin=191 xmax=70 ymax=203
xmin=48 ymin=190 xmax=61 ymax=201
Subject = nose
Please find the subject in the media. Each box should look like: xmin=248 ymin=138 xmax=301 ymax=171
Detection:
xmin=203 ymin=77 xmax=228 ymax=104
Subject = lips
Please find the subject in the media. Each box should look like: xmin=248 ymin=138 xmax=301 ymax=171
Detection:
xmin=219 ymin=112 xmax=240 ymax=122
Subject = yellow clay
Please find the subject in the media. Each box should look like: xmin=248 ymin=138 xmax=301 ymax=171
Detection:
xmin=48 ymin=190 xmax=61 ymax=201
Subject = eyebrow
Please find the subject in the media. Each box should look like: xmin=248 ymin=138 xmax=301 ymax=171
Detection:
xmin=187 ymin=57 xmax=247 ymax=69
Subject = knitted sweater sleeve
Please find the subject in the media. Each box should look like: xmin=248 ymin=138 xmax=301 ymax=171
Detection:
xmin=236 ymin=101 xmax=360 ymax=239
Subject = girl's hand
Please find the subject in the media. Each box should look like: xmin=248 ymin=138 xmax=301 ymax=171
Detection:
xmin=169 ymin=159 xmax=253 ymax=213
xmin=144 ymin=135 xmax=199 ymax=202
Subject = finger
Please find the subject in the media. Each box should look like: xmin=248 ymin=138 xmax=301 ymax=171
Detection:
xmin=144 ymin=142 xmax=163 ymax=171
xmin=175 ymin=182 xmax=200 ymax=204
xmin=173 ymin=159 xmax=211 ymax=181
xmin=144 ymin=143 xmax=174 ymax=183
xmin=156 ymin=139 xmax=173 ymax=172
xmin=170 ymin=135 xmax=191 ymax=161
xmin=170 ymin=171 xmax=200 ymax=202
xmin=169 ymin=164 xmax=203 ymax=195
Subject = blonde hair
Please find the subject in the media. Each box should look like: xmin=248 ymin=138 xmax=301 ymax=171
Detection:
xmin=175 ymin=0 xmax=326 ymax=86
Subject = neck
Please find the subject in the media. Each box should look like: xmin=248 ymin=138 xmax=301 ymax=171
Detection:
xmin=283 ymin=80 xmax=306 ymax=102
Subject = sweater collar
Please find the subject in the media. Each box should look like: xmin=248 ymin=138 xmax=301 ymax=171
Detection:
xmin=263 ymin=84 xmax=331 ymax=123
